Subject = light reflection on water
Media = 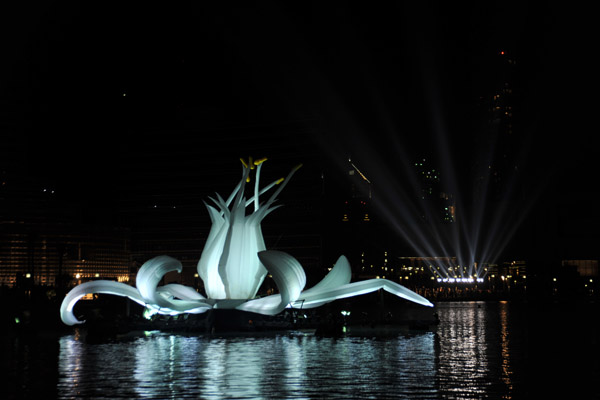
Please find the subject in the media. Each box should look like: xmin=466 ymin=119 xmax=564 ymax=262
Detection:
xmin=9 ymin=301 xmax=600 ymax=398
xmin=434 ymin=301 xmax=519 ymax=399
xmin=53 ymin=302 xmax=529 ymax=399
xmin=58 ymin=332 xmax=437 ymax=399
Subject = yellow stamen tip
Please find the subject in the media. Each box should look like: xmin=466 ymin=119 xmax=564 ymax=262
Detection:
xmin=254 ymin=157 xmax=268 ymax=166
xmin=240 ymin=158 xmax=248 ymax=168
xmin=276 ymin=178 xmax=285 ymax=185
xmin=246 ymin=176 xmax=251 ymax=183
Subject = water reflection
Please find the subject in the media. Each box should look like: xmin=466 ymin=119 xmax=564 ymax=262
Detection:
xmin=435 ymin=301 xmax=518 ymax=399
xmin=436 ymin=301 xmax=490 ymax=397
xmin=52 ymin=303 xmax=535 ymax=399
xmin=1 ymin=334 xmax=60 ymax=399
xmin=499 ymin=301 xmax=513 ymax=392
xmin=58 ymin=331 xmax=140 ymax=398
xmin=12 ymin=302 xmax=597 ymax=398
xmin=58 ymin=331 xmax=437 ymax=399
xmin=134 ymin=333 xmax=208 ymax=398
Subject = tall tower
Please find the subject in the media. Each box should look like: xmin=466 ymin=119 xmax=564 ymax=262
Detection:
xmin=472 ymin=50 xmax=520 ymax=205
xmin=464 ymin=48 xmax=523 ymax=267
xmin=414 ymin=157 xmax=455 ymax=224
xmin=342 ymin=157 xmax=372 ymax=223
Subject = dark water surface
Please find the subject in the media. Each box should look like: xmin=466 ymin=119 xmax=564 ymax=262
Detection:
xmin=2 ymin=301 xmax=599 ymax=399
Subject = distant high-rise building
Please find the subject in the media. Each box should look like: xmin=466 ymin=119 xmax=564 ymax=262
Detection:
xmin=340 ymin=157 xmax=372 ymax=223
xmin=0 ymin=174 xmax=131 ymax=288
xmin=471 ymin=50 xmax=520 ymax=205
xmin=0 ymin=223 xmax=131 ymax=288
xmin=413 ymin=157 xmax=455 ymax=224
xmin=324 ymin=157 xmax=375 ymax=276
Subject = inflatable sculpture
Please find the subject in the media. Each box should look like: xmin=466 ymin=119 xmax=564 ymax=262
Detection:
xmin=60 ymin=158 xmax=433 ymax=325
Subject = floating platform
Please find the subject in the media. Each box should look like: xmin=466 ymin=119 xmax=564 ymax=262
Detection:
xmin=74 ymin=296 xmax=439 ymax=341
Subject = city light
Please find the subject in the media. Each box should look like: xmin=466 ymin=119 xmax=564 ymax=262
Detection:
xmin=436 ymin=278 xmax=484 ymax=284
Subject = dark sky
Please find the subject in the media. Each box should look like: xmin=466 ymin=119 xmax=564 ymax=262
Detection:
xmin=1 ymin=2 xmax=597 ymax=199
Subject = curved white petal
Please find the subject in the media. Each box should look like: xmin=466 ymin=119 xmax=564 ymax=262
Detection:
xmin=290 ymin=278 xmax=434 ymax=309
xmin=235 ymin=293 xmax=283 ymax=313
xmin=287 ymin=255 xmax=352 ymax=309
xmin=135 ymin=256 xmax=213 ymax=313
xmin=301 ymin=255 xmax=352 ymax=296
xmin=136 ymin=255 xmax=182 ymax=306
xmin=60 ymin=265 xmax=213 ymax=325
xmin=154 ymin=283 xmax=213 ymax=313
xmin=379 ymin=280 xmax=434 ymax=307
xmin=152 ymin=284 xmax=211 ymax=313
xmin=60 ymin=280 xmax=147 ymax=326
xmin=249 ymin=222 xmax=268 ymax=292
xmin=197 ymin=204 xmax=228 ymax=298
xmin=156 ymin=283 xmax=206 ymax=300
xmin=218 ymin=215 xmax=267 ymax=299
xmin=236 ymin=250 xmax=306 ymax=315
xmin=157 ymin=298 xmax=213 ymax=314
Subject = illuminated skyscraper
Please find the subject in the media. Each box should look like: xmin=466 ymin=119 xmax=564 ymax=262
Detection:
xmin=0 ymin=175 xmax=132 ymax=288
xmin=414 ymin=158 xmax=455 ymax=224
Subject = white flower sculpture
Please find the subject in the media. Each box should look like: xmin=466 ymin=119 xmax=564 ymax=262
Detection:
xmin=60 ymin=158 xmax=433 ymax=326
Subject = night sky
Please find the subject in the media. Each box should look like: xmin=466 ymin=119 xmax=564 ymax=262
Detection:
xmin=1 ymin=2 xmax=598 ymax=216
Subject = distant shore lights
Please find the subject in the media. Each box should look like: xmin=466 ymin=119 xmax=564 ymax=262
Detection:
xmin=437 ymin=277 xmax=485 ymax=284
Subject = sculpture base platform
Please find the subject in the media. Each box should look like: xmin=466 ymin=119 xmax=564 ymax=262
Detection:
xmin=75 ymin=297 xmax=438 ymax=341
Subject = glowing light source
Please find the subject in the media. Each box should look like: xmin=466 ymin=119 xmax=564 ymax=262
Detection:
xmin=437 ymin=277 xmax=484 ymax=284
xmin=60 ymin=159 xmax=433 ymax=326
xmin=143 ymin=308 xmax=158 ymax=320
